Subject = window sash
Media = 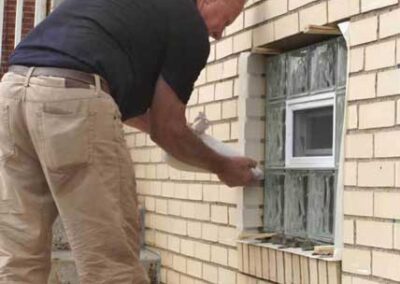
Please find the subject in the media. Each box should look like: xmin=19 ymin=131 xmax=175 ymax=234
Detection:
xmin=285 ymin=92 xmax=336 ymax=169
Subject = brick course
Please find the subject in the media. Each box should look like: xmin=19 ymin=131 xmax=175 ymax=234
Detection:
xmin=343 ymin=3 xmax=400 ymax=284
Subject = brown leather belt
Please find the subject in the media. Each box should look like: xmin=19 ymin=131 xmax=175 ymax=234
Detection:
xmin=8 ymin=65 xmax=111 ymax=93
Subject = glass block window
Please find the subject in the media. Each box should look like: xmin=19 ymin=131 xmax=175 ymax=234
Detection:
xmin=264 ymin=37 xmax=347 ymax=244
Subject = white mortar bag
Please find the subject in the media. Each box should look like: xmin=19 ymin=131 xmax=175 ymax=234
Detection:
xmin=163 ymin=113 xmax=264 ymax=180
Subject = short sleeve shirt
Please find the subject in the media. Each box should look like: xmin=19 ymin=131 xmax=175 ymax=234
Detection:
xmin=9 ymin=0 xmax=210 ymax=121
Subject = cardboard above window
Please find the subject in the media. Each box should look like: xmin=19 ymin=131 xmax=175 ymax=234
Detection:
xmin=253 ymin=25 xmax=342 ymax=55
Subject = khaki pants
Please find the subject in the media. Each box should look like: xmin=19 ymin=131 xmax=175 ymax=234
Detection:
xmin=0 ymin=71 xmax=149 ymax=284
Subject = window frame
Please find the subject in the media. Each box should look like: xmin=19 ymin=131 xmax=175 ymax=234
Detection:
xmin=263 ymin=37 xmax=348 ymax=244
xmin=285 ymin=92 xmax=336 ymax=169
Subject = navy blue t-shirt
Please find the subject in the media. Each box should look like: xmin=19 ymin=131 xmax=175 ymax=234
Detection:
xmin=10 ymin=0 xmax=210 ymax=121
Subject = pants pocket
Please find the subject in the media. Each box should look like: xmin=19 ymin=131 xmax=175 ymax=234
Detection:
xmin=0 ymin=101 xmax=22 ymax=213
xmin=41 ymin=110 xmax=92 ymax=172
xmin=0 ymin=104 xmax=15 ymax=160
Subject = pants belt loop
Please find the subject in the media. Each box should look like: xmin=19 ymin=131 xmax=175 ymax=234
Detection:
xmin=24 ymin=67 xmax=35 ymax=87
xmin=94 ymin=74 xmax=101 ymax=94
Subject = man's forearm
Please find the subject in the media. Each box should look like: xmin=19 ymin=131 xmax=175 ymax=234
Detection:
xmin=147 ymin=77 xmax=256 ymax=187
xmin=151 ymin=124 xmax=228 ymax=174
xmin=123 ymin=114 xmax=151 ymax=134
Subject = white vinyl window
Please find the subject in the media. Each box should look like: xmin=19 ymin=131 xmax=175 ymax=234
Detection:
xmin=285 ymin=92 xmax=335 ymax=168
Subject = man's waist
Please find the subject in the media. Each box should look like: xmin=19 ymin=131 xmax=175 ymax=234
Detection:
xmin=8 ymin=65 xmax=110 ymax=93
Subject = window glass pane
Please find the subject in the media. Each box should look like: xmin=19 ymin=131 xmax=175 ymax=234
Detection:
xmin=266 ymin=102 xmax=286 ymax=166
xmin=307 ymin=171 xmax=336 ymax=242
xmin=266 ymin=55 xmax=287 ymax=100
xmin=288 ymin=50 xmax=309 ymax=95
xmin=310 ymin=43 xmax=335 ymax=90
xmin=293 ymin=106 xmax=333 ymax=157
xmin=284 ymin=171 xmax=308 ymax=238
xmin=264 ymin=171 xmax=285 ymax=233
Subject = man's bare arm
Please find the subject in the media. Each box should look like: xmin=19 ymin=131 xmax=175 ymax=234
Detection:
xmin=148 ymin=76 xmax=256 ymax=187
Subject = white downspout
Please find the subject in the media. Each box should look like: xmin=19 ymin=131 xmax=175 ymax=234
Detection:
xmin=34 ymin=0 xmax=47 ymax=26
xmin=0 ymin=0 xmax=5 ymax=68
xmin=14 ymin=0 xmax=24 ymax=47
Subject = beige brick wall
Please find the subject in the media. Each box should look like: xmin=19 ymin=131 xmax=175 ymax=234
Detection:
xmin=343 ymin=2 xmax=400 ymax=284
xmin=126 ymin=0 xmax=400 ymax=283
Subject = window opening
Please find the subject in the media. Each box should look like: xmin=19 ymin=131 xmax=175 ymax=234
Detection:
xmin=264 ymin=37 xmax=347 ymax=247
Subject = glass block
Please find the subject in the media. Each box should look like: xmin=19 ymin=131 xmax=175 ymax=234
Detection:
xmin=336 ymin=37 xmax=348 ymax=87
xmin=307 ymin=171 xmax=336 ymax=242
xmin=284 ymin=171 xmax=308 ymax=238
xmin=264 ymin=171 xmax=285 ymax=232
xmin=310 ymin=42 xmax=335 ymax=91
xmin=288 ymin=49 xmax=309 ymax=95
xmin=266 ymin=102 xmax=286 ymax=167
xmin=266 ymin=55 xmax=287 ymax=100
xmin=335 ymin=90 xmax=346 ymax=166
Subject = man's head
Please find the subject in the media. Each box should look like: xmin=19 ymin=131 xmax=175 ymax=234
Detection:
xmin=196 ymin=0 xmax=245 ymax=40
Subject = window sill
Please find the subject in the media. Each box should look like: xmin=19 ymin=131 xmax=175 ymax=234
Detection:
xmin=237 ymin=240 xmax=341 ymax=283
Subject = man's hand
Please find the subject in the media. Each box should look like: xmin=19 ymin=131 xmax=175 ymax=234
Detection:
xmin=215 ymin=157 xmax=258 ymax=187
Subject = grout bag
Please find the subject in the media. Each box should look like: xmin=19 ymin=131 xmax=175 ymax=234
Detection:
xmin=163 ymin=112 xmax=264 ymax=180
